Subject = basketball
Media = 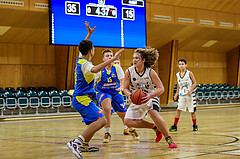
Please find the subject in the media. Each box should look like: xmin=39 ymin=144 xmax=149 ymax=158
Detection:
xmin=130 ymin=89 xmax=146 ymax=105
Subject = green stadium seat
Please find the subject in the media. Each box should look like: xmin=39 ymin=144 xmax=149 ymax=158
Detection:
xmin=5 ymin=87 xmax=15 ymax=93
xmin=196 ymin=87 xmax=204 ymax=101
xmin=49 ymin=90 xmax=61 ymax=107
xmin=27 ymin=90 xmax=39 ymax=108
xmin=59 ymin=90 xmax=72 ymax=106
xmin=38 ymin=87 xmax=47 ymax=92
xmin=4 ymin=91 xmax=17 ymax=109
xmin=222 ymin=87 xmax=229 ymax=100
xmin=202 ymin=87 xmax=209 ymax=100
xmin=0 ymin=87 xmax=4 ymax=93
xmin=16 ymin=90 xmax=28 ymax=109
xmin=234 ymin=87 xmax=240 ymax=99
xmin=228 ymin=87 xmax=235 ymax=99
xmin=209 ymin=87 xmax=216 ymax=100
xmin=0 ymin=93 xmax=5 ymax=109
xmin=48 ymin=87 xmax=58 ymax=92
xmin=38 ymin=91 xmax=50 ymax=107
xmin=27 ymin=87 xmax=37 ymax=92
xmin=17 ymin=87 xmax=26 ymax=92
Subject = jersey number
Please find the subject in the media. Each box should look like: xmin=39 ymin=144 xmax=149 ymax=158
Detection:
xmin=107 ymin=77 xmax=112 ymax=82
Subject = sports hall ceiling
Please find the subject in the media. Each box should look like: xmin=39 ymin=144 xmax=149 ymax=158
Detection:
xmin=0 ymin=0 xmax=240 ymax=53
xmin=149 ymin=0 xmax=240 ymax=14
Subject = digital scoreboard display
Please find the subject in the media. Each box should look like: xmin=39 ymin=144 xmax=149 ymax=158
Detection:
xmin=50 ymin=0 xmax=146 ymax=48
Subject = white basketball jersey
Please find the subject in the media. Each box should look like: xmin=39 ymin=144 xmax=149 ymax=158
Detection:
xmin=176 ymin=70 xmax=193 ymax=96
xmin=128 ymin=66 xmax=156 ymax=94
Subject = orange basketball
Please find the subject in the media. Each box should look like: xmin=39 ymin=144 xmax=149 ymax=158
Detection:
xmin=130 ymin=89 xmax=146 ymax=105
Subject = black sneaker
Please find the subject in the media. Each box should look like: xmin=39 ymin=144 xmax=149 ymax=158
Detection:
xmin=193 ymin=124 xmax=198 ymax=131
xmin=169 ymin=124 xmax=177 ymax=132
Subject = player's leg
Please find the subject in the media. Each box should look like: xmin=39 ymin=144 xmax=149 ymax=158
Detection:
xmin=67 ymin=96 xmax=106 ymax=158
xmin=124 ymin=105 xmax=155 ymax=140
xmin=148 ymin=109 xmax=177 ymax=148
xmin=101 ymin=97 xmax=112 ymax=143
xmin=170 ymin=97 xmax=185 ymax=132
xmin=190 ymin=94 xmax=198 ymax=131
xmin=112 ymin=93 xmax=131 ymax=135
xmin=97 ymin=92 xmax=113 ymax=143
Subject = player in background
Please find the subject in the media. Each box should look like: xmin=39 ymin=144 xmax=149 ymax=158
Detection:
xmin=95 ymin=50 xmax=137 ymax=143
xmin=112 ymin=58 xmax=131 ymax=135
xmin=67 ymin=21 xmax=123 ymax=159
xmin=169 ymin=58 xmax=198 ymax=132
xmin=113 ymin=59 xmax=121 ymax=65
xmin=123 ymin=48 xmax=177 ymax=148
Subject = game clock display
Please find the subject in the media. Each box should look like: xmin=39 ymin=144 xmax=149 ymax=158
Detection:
xmin=50 ymin=0 xmax=146 ymax=48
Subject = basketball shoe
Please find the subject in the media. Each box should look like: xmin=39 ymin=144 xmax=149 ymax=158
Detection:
xmin=166 ymin=136 xmax=177 ymax=148
xmin=193 ymin=124 xmax=198 ymax=131
xmin=80 ymin=142 xmax=99 ymax=152
xmin=123 ymin=128 xmax=130 ymax=135
xmin=129 ymin=129 xmax=140 ymax=141
xmin=67 ymin=139 xmax=83 ymax=159
xmin=103 ymin=133 xmax=111 ymax=143
xmin=169 ymin=124 xmax=177 ymax=132
xmin=155 ymin=129 xmax=163 ymax=143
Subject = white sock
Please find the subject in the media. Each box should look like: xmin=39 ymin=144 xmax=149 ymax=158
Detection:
xmin=105 ymin=127 xmax=111 ymax=133
xmin=124 ymin=125 xmax=128 ymax=129
xmin=76 ymin=135 xmax=85 ymax=143
xmin=129 ymin=127 xmax=134 ymax=131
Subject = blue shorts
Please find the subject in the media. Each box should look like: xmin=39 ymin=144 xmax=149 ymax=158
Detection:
xmin=72 ymin=95 xmax=104 ymax=125
xmin=96 ymin=91 xmax=127 ymax=113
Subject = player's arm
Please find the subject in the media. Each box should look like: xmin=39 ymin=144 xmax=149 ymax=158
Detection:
xmin=123 ymin=69 xmax=131 ymax=99
xmin=174 ymin=84 xmax=179 ymax=100
xmin=188 ymin=72 xmax=197 ymax=95
xmin=142 ymin=69 xmax=164 ymax=103
xmin=84 ymin=21 xmax=96 ymax=40
xmin=91 ymin=49 xmax=124 ymax=73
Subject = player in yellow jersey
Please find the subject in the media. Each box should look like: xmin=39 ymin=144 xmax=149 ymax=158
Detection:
xmin=67 ymin=21 xmax=123 ymax=159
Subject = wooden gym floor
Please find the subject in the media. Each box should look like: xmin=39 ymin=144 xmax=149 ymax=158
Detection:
xmin=0 ymin=106 xmax=239 ymax=159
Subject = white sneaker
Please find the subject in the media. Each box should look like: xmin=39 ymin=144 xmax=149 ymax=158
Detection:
xmin=67 ymin=139 xmax=83 ymax=159
xmin=103 ymin=133 xmax=111 ymax=143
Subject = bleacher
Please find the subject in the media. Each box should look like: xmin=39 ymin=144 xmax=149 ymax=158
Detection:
xmin=0 ymin=87 xmax=74 ymax=118
xmin=173 ymin=83 xmax=240 ymax=106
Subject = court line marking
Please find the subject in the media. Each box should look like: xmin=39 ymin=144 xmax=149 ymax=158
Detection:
xmin=0 ymin=136 xmax=239 ymax=158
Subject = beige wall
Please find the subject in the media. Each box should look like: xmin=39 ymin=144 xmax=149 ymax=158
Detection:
xmin=0 ymin=43 xmax=56 ymax=89
xmin=174 ymin=51 xmax=227 ymax=85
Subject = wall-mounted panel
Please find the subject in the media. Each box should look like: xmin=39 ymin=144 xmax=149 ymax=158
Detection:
xmin=217 ymin=12 xmax=236 ymax=29
xmin=150 ymin=3 xmax=174 ymax=23
xmin=29 ymin=0 xmax=49 ymax=12
xmin=0 ymin=0 xmax=28 ymax=10
xmin=175 ymin=7 xmax=196 ymax=25
xmin=197 ymin=9 xmax=216 ymax=27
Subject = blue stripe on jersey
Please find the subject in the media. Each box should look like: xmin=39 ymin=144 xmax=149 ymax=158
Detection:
xmin=96 ymin=64 xmax=120 ymax=94
xmin=73 ymin=57 xmax=96 ymax=97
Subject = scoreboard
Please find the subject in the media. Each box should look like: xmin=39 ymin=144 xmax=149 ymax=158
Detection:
xmin=50 ymin=0 xmax=146 ymax=48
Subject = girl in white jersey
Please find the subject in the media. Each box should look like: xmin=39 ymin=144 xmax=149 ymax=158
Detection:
xmin=169 ymin=58 xmax=198 ymax=132
xmin=124 ymin=48 xmax=177 ymax=148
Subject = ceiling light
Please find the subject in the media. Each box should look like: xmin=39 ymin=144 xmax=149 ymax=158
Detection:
xmin=0 ymin=26 xmax=11 ymax=35
xmin=202 ymin=40 xmax=218 ymax=47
